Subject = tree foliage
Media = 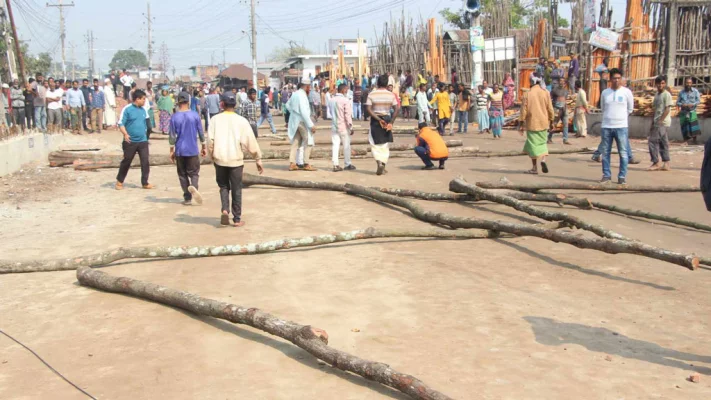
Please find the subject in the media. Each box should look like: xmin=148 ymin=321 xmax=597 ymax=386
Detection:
xmin=267 ymin=45 xmax=312 ymax=62
xmin=109 ymin=49 xmax=149 ymax=71
xmin=439 ymin=1 xmax=569 ymax=31
xmin=0 ymin=40 xmax=52 ymax=81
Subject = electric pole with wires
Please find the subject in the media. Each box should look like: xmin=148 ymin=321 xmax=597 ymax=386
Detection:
xmin=143 ymin=0 xmax=154 ymax=73
xmin=47 ymin=0 xmax=74 ymax=80
xmin=85 ymin=30 xmax=95 ymax=80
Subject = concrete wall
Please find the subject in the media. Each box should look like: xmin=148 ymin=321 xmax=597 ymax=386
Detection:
xmin=0 ymin=133 xmax=84 ymax=177
xmin=586 ymin=114 xmax=710 ymax=141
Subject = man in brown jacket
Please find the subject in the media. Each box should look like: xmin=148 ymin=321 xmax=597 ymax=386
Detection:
xmin=519 ymin=73 xmax=554 ymax=174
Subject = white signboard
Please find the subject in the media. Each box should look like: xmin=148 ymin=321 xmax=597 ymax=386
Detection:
xmin=590 ymin=27 xmax=619 ymax=52
xmin=483 ymin=36 xmax=516 ymax=62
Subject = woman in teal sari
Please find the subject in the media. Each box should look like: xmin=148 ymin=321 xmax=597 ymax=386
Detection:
xmin=157 ymin=90 xmax=174 ymax=134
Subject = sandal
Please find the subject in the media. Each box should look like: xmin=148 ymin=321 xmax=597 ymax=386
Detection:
xmin=234 ymin=221 xmax=245 ymax=228
xmin=220 ymin=213 xmax=230 ymax=226
xmin=289 ymin=163 xmax=299 ymax=171
xmin=541 ymin=161 xmax=549 ymax=174
xmin=302 ymin=164 xmax=318 ymax=171
xmin=524 ymin=169 xmax=538 ymax=174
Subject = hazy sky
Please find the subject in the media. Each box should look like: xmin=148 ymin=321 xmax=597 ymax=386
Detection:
xmin=14 ymin=0 xmax=627 ymax=77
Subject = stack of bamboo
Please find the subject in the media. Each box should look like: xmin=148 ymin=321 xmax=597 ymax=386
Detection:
xmin=425 ymin=18 xmax=446 ymax=79
xmin=623 ymin=0 xmax=656 ymax=83
xmin=517 ymin=18 xmax=547 ymax=99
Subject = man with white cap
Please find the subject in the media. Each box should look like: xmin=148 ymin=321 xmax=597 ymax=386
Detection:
xmin=519 ymin=73 xmax=554 ymax=174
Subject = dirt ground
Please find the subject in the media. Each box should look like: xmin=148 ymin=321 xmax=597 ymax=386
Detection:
xmin=1 ymin=117 xmax=710 ymax=400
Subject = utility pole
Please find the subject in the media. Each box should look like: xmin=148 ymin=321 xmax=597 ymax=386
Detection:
xmin=467 ymin=0 xmax=483 ymax=89
xmin=69 ymin=41 xmax=75 ymax=80
xmin=47 ymin=0 xmax=74 ymax=80
xmin=250 ymin=0 xmax=257 ymax=88
xmin=86 ymin=30 xmax=95 ymax=80
xmin=143 ymin=0 xmax=154 ymax=73
xmin=5 ymin=0 xmax=25 ymax=81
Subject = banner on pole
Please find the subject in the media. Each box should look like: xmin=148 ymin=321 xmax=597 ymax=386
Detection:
xmin=584 ymin=0 xmax=596 ymax=34
xmin=470 ymin=26 xmax=484 ymax=52
xmin=589 ymin=27 xmax=619 ymax=51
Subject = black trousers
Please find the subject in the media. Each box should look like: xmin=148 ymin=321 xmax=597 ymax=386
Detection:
xmin=145 ymin=118 xmax=152 ymax=140
xmin=176 ymin=156 xmax=200 ymax=200
xmin=202 ymin=109 xmax=210 ymax=131
xmin=25 ymin=104 xmax=35 ymax=129
xmin=83 ymin=106 xmax=91 ymax=130
xmin=116 ymin=141 xmax=150 ymax=186
xmin=214 ymin=164 xmax=243 ymax=223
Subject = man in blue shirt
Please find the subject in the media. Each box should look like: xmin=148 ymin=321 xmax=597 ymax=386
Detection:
xmin=257 ymin=86 xmax=277 ymax=134
xmin=64 ymin=80 xmax=86 ymax=134
xmin=169 ymin=91 xmax=206 ymax=205
xmin=116 ymin=89 xmax=152 ymax=190
xmin=89 ymin=79 xmax=104 ymax=133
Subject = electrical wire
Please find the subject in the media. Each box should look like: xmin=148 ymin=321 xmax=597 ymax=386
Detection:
xmin=0 ymin=328 xmax=97 ymax=400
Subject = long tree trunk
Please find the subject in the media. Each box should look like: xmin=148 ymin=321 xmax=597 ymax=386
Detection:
xmin=0 ymin=228 xmax=506 ymax=274
xmin=475 ymin=181 xmax=700 ymax=193
xmin=589 ymin=201 xmax=711 ymax=233
xmin=242 ymin=174 xmax=594 ymax=207
xmin=76 ymin=267 xmax=454 ymax=400
xmin=269 ymin=139 xmax=464 ymax=147
xmin=342 ymin=184 xmax=699 ymax=270
xmin=449 ymin=178 xmax=628 ymax=240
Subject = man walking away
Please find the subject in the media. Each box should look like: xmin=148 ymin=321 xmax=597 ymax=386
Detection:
xmin=286 ymin=80 xmax=317 ymax=171
xmin=206 ymin=88 xmax=221 ymax=122
xmin=170 ymin=91 xmax=206 ymax=205
xmin=415 ymin=122 xmax=449 ymax=170
xmin=207 ymin=91 xmax=264 ymax=227
xmin=574 ymin=81 xmax=588 ymax=138
xmin=329 ymin=83 xmax=355 ymax=172
xmin=65 ymin=81 xmax=86 ymax=134
xmin=519 ymin=73 xmax=554 ymax=174
xmin=677 ymin=78 xmax=701 ymax=145
xmin=239 ymin=88 xmax=260 ymax=138
xmin=90 ymin=79 xmax=105 ymax=134
xmin=116 ymin=90 xmax=152 ymax=190
xmin=599 ymin=68 xmax=634 ymax=184
xmin=361 ymin=86 xmax=369 ymax=121
xmin=548 ymin=77 xmax=570 ymax=144
xmin=257 ymin=87 xmax=277 ymax=134
xmin=10 ymin=80 xmax=25 ymax=133
xmin=647 ymin=75 xmax=672 ymax=171
xmin=80 ymin=79 xmax=92 ymax=132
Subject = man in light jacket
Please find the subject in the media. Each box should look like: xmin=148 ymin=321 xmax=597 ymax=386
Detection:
xmin=285 ymin=79 xmax=317 ymax=171
xmin=329 ymin=83 xmax=355 ymax=172
xmin=207 ymin=91 xmax=264 ymax=227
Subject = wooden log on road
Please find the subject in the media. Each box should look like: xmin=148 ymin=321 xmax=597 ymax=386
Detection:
xmin=476 ymin=181 xmax=700 ymax=193
xmin=269 ymin=139 xmax=464 ymax=147
xmin=450 ymin=178 xmax=627 ymax=240
xmin=342 ymin=183 xmax=699 ymax=270
xmin=76 ymin=266 xmax=454 ymax=400
xmin=0 ymin=227 xmax=505 ymax=274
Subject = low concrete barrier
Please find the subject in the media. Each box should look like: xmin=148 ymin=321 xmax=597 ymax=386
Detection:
xmin=0 ymin=132 xmax=85 ymax=176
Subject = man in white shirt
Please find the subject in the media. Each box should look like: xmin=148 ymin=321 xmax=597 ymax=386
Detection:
xmin=46 ymin=79 xmax=64 ymax=134
xmin=120 ymin=69 xmax=134 ymax=101
xmin=599 ymin=68 xmax=634 ymax=184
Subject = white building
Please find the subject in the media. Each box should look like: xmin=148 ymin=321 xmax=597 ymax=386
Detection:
xmin=327 ymin=39 xmax=367 ymax=56
xmin=285 ymin=54 xmax=364 ymax=82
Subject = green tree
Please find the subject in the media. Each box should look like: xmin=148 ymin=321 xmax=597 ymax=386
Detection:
xmin=0 ymin=41 xmax=52 ymax=81
xmin=267 ymin=45 xmax=312 ymax=62
xmin=439 ymin=1 xmax=530 ymax=30
xmin=109 ymin=49 xmax=148 ymax=71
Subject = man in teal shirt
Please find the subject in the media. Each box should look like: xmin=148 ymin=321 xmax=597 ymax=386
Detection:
xmin=116 ymin=89 xmax=153 ymax=190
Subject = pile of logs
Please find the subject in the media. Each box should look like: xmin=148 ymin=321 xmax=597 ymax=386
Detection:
xmin=632 ymin=88 xmax=711 ymax=118
xmin=5 ymin=172 xmax=710 ymax=399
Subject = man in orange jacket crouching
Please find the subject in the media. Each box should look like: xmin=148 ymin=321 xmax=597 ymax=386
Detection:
xmin=415 ymin=122 xmax=449 ymax=170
